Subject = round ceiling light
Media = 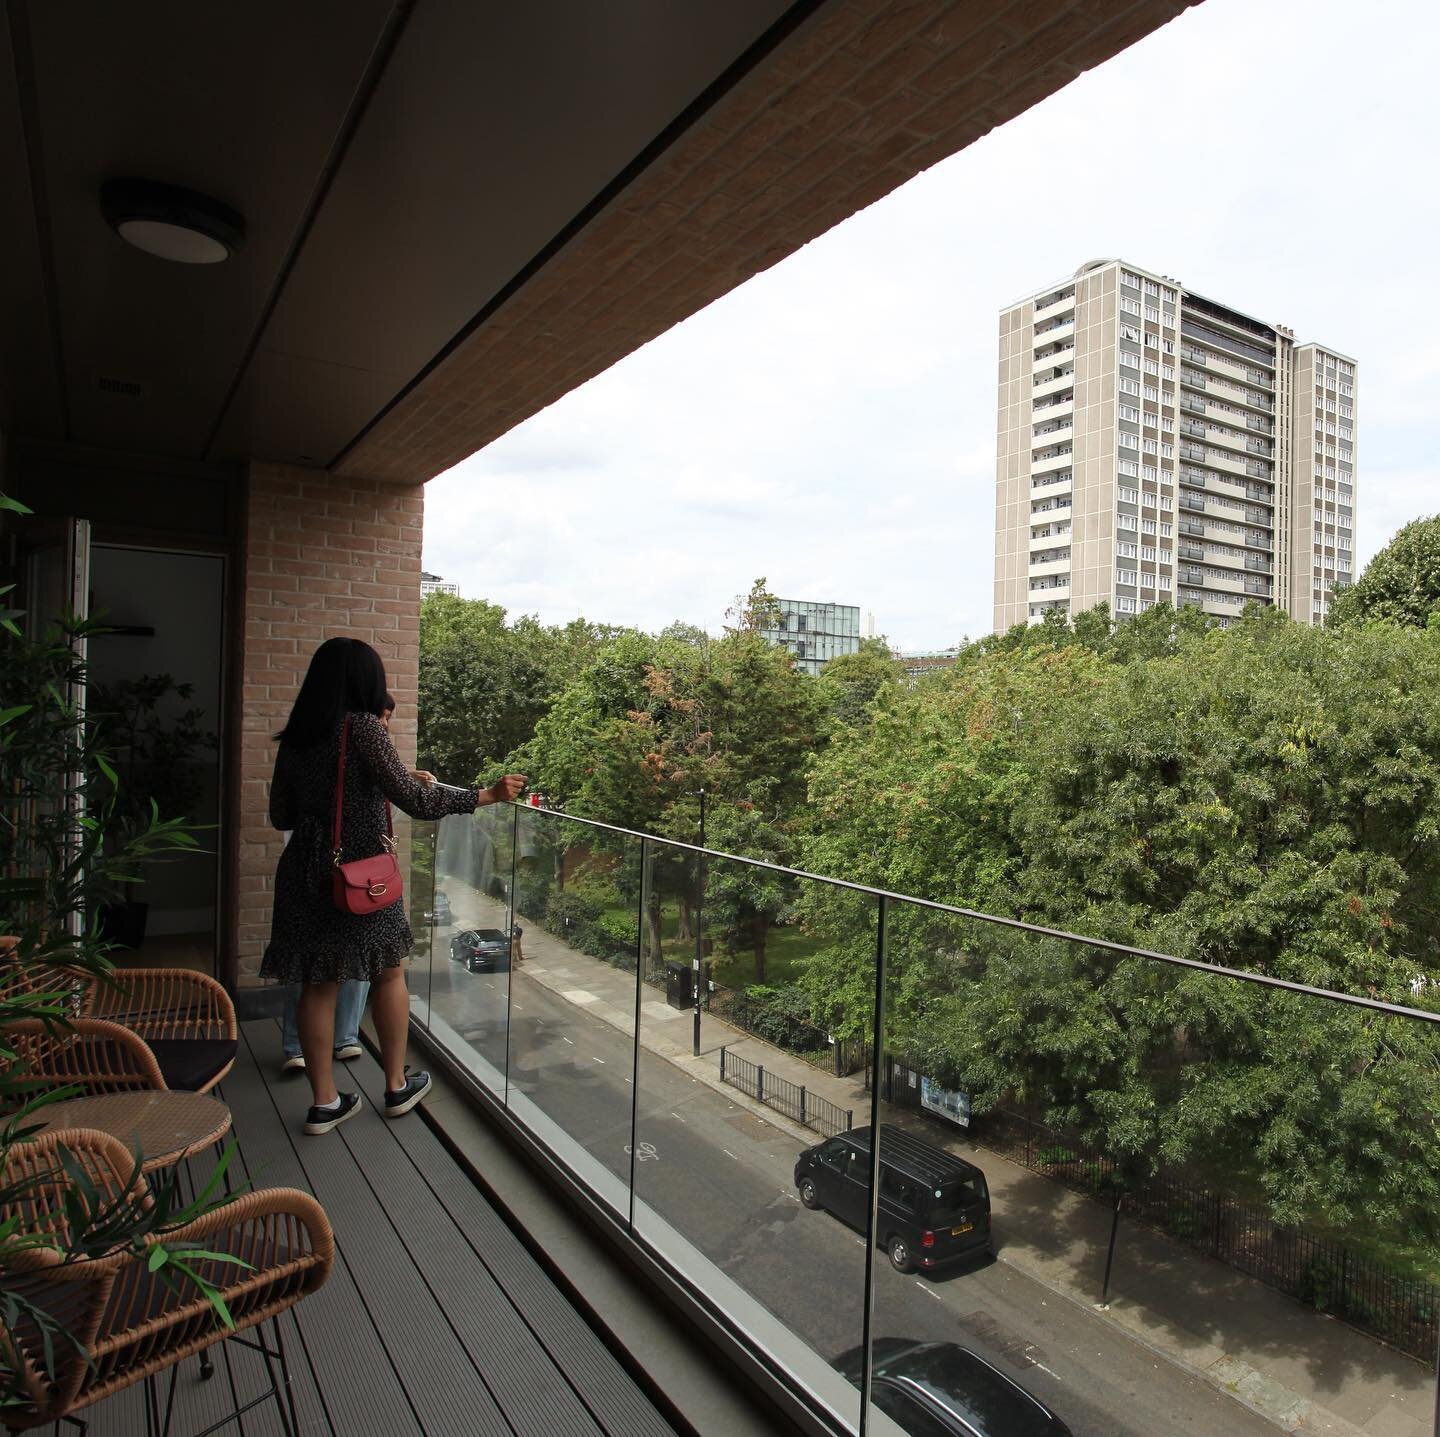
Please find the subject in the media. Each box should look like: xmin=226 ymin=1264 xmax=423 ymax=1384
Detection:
xmin=101 ymin=178 xmax=245 ymax=265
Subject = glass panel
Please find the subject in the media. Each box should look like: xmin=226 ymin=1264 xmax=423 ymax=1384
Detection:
xmin=424 ymin=804 xmax=517 ymax=1096
xmin=490 ymin=804 xmax=642 ymax=1215
xmin=399 ymin=813 xmax=436 ymax=1029
xmin=632 ymin=849 xmax=874 ymax=1434
xmin=406 ymin=802 xmax=1440 ymax=1437
xmin=868 ymin=899 xmax=1440 ymax=1437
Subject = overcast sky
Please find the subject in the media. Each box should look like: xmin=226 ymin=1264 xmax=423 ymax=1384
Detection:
xmin=424 ymin=0 xmax=1439 ymax=653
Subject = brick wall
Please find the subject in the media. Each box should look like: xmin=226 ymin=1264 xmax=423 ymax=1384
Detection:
xmin=234 ymin=462 xmax=425 ymax=985
xmin=338 ymin=0 xmax=1199 ymax=485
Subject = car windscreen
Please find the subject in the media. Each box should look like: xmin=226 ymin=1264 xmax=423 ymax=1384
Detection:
xmin=894 ymin=1348 xmax=1052 ymax=1436
xmin=871 ymin=1382 xmax=958 ymax=1437
xmin=472 ymin=930 xmax=507 ymax=942
xmin=927 ymin=1176 xmax=986 ymax=1226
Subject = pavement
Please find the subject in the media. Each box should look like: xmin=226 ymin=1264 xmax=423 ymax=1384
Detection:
xmin=451 ymin=901 xmax=1436 ymax=1437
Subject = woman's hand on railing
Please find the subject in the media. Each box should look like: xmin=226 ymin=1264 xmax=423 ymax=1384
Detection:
xmin=478 ymin=774 xmax=527 ymax=807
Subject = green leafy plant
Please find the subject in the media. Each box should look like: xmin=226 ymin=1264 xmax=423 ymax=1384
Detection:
xmin=88 ymin=672 xmax=217 ymax=857
xmin=0 ymin=497 xmax=243 ymax=1406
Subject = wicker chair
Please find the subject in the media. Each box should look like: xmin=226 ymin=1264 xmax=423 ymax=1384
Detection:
xmin=6 ymin=1018 xmax=171 ymax=1104
xmin=1 ymin=1127 xmax=333 ymax=1434
xmin=2 ymin=963 xmax=238 ymax=1096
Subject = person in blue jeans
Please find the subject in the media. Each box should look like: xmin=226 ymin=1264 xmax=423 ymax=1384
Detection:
xmin=277 ymin=691 xmax=434 ymax=1074
xmin=281 ymin=977 xmax=368 ymax=1070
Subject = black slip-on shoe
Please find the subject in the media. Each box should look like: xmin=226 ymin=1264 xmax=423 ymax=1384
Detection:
xmin=384 ymin=1069 xmax=431 ymax=1118
xmin=303 ymin=1091 xmax=363 ymax=1135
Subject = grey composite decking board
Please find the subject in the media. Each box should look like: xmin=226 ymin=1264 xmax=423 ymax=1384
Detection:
xmin=360 ymin=1062 xmax=681 ymax=1437
xmin=244 ymin=1020 xmax=570 ymax=1437
xmin=220 ymin=1032 xmax=422 ymax=1437
xmin=296 ymin=1045 xmax=610 ymax=1437
xmin=59 ymin=1018 xmax=679 ymax=1437
xmin=241 ymin=1023 xmax=515 ymax=1437
xmin=190 ymin=1109 xmax=330 ymax=1437
xmin=156 ymin=1133 xmax=297 ymax=1437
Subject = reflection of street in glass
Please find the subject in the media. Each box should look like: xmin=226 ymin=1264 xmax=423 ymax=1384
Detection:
xmin=420 ymin=893 xmax=1276 ymax=1436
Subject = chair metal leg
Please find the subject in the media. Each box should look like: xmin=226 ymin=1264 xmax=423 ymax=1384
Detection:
xmin=142 ymin=1373 xmax=160 ymax=1437
xmin=258 ymin=1314 xmax=299 ymax=1437
xmin=159 ymin=1361 xmax=180 ymax=1437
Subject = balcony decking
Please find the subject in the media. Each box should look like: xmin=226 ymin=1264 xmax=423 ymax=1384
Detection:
xmin=84 ymin=1020 xmax=678 ymax=1437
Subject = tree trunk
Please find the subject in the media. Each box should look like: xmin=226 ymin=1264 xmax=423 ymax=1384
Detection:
xmin=752 ymin=914 xmax=768 ymax=984
xmin=646 ymin=898 xmax=664 ymax=980
xmin=677 ymin=897 xmax=693 ymax=941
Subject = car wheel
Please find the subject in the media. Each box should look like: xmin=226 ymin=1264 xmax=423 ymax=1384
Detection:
xmin=887 ymin=1235 xmax=912 ymax=1274
xmin=798 ymin=1177 xmax=820 ymax=1210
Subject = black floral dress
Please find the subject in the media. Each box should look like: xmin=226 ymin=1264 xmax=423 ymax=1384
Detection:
xmin=260 ymin=711 xmax=477 ymax=984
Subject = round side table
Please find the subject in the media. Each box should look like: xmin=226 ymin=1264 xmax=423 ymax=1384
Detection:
xmin=35 ymin=1090 xmax=232 ymax=1173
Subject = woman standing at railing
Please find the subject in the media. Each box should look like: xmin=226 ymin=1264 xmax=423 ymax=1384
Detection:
xmin=264 ymin=636 xmax=524 ymax=1135
xmin=276 ymin=690 xmax=427 ymax=1076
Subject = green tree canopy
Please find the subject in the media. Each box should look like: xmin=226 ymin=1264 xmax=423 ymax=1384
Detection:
xmin=1329 ymin=514 xmax=1440 ymax=630
xmin=514 ymin=608 xmax=825 ymax=977
xmin=797 ymin=609 xmax=1440 ymax=1235
xmin=814 ymin=637 xmax=902 ymax=731
xmin=417 ymin=592 xmax=620 ymax=782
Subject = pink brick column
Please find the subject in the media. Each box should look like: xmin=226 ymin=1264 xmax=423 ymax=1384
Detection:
xmin=233 ymin=463 xmax=424 ymax=986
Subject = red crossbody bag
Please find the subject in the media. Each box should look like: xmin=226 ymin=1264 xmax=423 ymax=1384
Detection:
xmin=331 ymin=716 xmax=404 ymax=915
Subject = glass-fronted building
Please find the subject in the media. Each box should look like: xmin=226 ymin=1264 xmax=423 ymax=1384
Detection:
xmin=759 ymin=598 xmax=861 ymax=675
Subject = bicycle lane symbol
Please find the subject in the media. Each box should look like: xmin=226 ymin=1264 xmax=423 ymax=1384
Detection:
xmin=624 ymin=1141 xmax=659 ymax=1162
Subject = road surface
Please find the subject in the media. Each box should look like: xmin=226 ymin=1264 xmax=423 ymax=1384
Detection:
xmin=421 ymin=951 xmax=1278 ymax=1437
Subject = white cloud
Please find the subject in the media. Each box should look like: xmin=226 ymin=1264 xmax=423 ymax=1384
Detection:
xmin=426 ymin=0 xmax=1440 ymax=650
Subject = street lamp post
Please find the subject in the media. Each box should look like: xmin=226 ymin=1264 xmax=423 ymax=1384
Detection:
xmin=693 ymin=787 xmax=705 ymax=1058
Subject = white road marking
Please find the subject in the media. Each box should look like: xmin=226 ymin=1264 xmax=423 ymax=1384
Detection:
xmin=591 ymin=1056 xmax=605 ymax=1064
xmin=562 ymin=1037 xmax=574 ymax=1045
xmin=1032 ymin=1361 xmax=1060 ymax=1380
xmin=723 ymin=1149 xmax=739 ymax=1161
xmin=915 ymin=1284 xmax=943 ymax=1302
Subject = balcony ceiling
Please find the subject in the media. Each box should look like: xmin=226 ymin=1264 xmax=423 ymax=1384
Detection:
xmin=0 ymin=0 xmax=1200 ymax=484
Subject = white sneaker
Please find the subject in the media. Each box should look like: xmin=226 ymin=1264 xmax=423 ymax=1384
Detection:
xmin=334 ymin=1042 xmax=364 ymax=1061
xmin=281 ymin=1054 xmax=306 ymax=1073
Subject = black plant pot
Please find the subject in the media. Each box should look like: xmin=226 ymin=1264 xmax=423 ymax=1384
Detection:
xmin=100 ymin=900 xmax=149 ymax=951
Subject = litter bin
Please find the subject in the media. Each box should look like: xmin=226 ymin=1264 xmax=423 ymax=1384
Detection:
xmin=665 ymin=960 xmax=694 ymax=1010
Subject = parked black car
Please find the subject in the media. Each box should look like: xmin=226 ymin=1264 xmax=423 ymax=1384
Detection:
xmin=794 ymin=1126 xmax=991 ymax=1274
xmin=449 ymin=927 xmax=518 ymax=973
xmin=834 ymin=1339 xmax=1072 ymax=1436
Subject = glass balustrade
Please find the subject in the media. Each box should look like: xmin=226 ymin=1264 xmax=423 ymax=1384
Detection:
xmin=412 ymin=803 xmax=1440 ymax=1437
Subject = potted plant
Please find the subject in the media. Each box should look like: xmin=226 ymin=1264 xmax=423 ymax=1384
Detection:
xmin=88 ymin=673 xmax=217 ymax=948
xmin=0 ymin=491 xmax=237 ymax=1402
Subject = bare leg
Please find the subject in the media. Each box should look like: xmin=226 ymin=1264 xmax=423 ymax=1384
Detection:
xmin=371 ymin=963 xmax=410 ymax=1091
xmin=299 ymin=982 xmax=339 ymax=1105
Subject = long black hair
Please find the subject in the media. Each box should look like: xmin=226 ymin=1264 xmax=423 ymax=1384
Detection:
xmin=274 ymin=637 xmax=388 ymax=747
